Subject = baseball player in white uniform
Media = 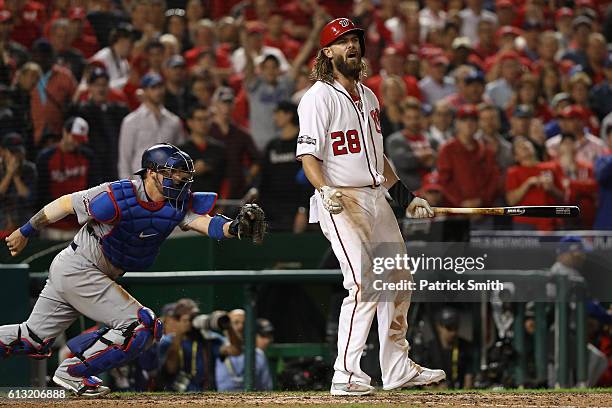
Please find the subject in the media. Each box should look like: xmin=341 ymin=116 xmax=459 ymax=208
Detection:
xmin=297 ymin=18 xmax=446 ymax=395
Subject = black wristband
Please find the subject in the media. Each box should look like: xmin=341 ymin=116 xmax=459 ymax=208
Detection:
xmin=388 ymin=181 xmax=415 ymax=208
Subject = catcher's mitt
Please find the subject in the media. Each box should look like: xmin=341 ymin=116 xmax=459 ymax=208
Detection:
xmin=229 ymin=203 xmax=267 ymax=244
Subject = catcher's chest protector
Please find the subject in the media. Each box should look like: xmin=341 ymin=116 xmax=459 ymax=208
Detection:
xmin=100 ymin=180 xmax=186 ymax=271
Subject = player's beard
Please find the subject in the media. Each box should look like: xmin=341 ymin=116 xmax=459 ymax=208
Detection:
xmin=333 ymin=53 xmax=362 ymax=81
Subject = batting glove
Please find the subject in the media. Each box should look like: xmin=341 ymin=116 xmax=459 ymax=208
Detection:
xmin=407 ymin=197 xmax=434 ymax=218
xmin=320 ymin=186 xmax=343 ymax=215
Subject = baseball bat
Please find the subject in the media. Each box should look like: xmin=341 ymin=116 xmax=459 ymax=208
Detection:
xmin=432 ymin=205 xmax=580 ymax=218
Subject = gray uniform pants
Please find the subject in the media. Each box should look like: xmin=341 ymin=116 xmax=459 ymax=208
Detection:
xmin=0 ymin=245 xmax=142 ymax=379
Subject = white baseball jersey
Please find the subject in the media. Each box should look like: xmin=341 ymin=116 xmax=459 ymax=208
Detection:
xmin=296 ymin=80 xmax=386 ymax=188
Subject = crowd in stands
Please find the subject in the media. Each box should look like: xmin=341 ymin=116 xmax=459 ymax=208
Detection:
xmin=1 ymin=0 xmax=612 ymax=236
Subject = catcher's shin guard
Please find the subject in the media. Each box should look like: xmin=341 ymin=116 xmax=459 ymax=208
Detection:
xmin=0 ymin=324 xmax=55 ymax=359
xmin=65 ymin=307 xmax=162 ymax=378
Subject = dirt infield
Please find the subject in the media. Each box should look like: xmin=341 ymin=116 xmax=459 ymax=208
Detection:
xmin=2 ymin=390 xmax=612 ymax=408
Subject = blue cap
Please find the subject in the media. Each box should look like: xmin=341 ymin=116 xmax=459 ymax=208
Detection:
xmin=587 ymin=302 xmax=612 ymax=325
xmin=557 ymin=236 xmax=592 ymax=254
xmin=140 ymin=73 xmax=164 ymax=88
xmin=464 ymin=70 xmax=485 ymax=84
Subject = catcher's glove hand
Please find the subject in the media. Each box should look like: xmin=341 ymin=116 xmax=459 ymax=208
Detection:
xmin=228 ymin=203 xmax=267 ymax=244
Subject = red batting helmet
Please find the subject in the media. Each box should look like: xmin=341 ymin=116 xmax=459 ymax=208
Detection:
xmin=319 ymin=18 xmax=365 ymax=54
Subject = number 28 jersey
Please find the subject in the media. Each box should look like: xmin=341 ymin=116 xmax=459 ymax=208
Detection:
xmin=295 ymin=80 xmax=386 ymax=188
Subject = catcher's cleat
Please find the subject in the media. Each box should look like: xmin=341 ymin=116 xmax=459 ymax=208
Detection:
xmin=400 ymin=362 xmax=446 ymax=387
xmin=330 ymin=382 xmax=375 ymax=396
xmin=53 ymin=374 xmax=111 ymax=397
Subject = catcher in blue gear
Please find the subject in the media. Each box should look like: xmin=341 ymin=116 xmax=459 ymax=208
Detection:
xmin=1 ymin=143 xmax=265 ymax=397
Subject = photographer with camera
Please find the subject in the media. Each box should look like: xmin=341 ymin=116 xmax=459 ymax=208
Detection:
xmin=158 ymin=298 xmax=242 ymax=391
xmin=215 ymin=313 xmax=274 ymax=391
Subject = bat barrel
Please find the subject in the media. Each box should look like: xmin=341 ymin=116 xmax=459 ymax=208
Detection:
xmin=432 ymin=206 xmax=580 ymax=218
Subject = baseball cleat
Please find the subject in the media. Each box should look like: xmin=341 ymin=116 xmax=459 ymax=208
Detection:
xmin=330 ymin=382 xmax=375 ymax=396
xmin=53 ymin=374 xmax=111 ymax=397
xmin=401 ymin=363 xmax=446 ymax=387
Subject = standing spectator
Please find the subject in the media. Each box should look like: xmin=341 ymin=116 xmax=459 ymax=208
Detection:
xmin=68 ymin=7 xmax=100 ymax=59
xmin=163 ymin=55 xmax=190 ymax=119
xmin=253 ymin=101 xmax=309 ymax=232
xmin=554 ymin=133 xmax=597 ymax=228
xmin=365 ymin=45 xmax=421 ymax=103
xmin=71 ymin=66 xmax=129 ymax=185
xmin=473 ymin=19 xmax=498 ymax=61
xmin=386 ymin=98 xmax=435 ymax=192
xmin=164 ymin=8 xmax=191 ymax=52
xmin=231 ymin=22 xmax=289 ymax=74
xmin=36 ymin=117 xmax=93 ymax=236
xmin=242 ymin=17 xmax=323 ymax=151
xmin=459 ymin=0 xmax=497 ymax=44
xmin=419 ymin=0 xmax=447 ymax=42
xmin=118 ymin=73 xmax=185 ymax=178
xmin=425 ymin=100 xmax=454 ymax=151
xmin=0 ymin=10 xmax=30 ymax=79
xmin=584 ymin=33 xmax=607 ymax=85
xmin=7 ymin=62 xmax=40 ymax=157
xmin=477 ymin=103 xmax=514 ymax=174
xmin=485 ymin=51 xmax=521 ymax=110
xmin=48 ymin=18 xmax=86 ymax=81
xmin=546 ymin=105 xmax=607 ymax=164
xmin=506 ymin=137 xmax=565 ymax=230
xmin=444 ymin=68 xmax=486 ymax=109
xmin=379 ymin=76 xmax=405 ymax=139
xmin=437 ymin=104 xmax=499 ymax=208
xmin=589 ymin=54 xmax=612 ymax=122
xmin=4 ymin=0 xmax=45 ymax=49
xmin=30 ymin=38 xmax=77 ymax=149
xmin=243 ymin=52 xmax=294 ymax=151
xmin=567 ymin=72 xmax=600 ymax=135
xmin=179 ymin=105 xmax=226 ymax=193
xmin=0 ymin=132 xmax=36 ymax=235
xmin=561 ymin=16 xmax=592 ymax=67
xmin=91 ymin=23 xmax=135 ymax=89
xmin=419 ymin=56 xmax=455 ymax=106
xmin=209 ymin=86 xmax=260 ymax=199
xmin=545 ymin=93 xmax=572 ymax=139
xmin=264 ymin=14 xmax=301 ymax=61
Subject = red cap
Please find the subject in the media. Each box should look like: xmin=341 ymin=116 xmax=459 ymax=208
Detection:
xmin=559 ymin=105 xmax=586 ymax=120
xmin=496 ymin=0 xmax=513 ymax=9
xmin=555 ymin=7 xmax=574 ymax=20
xmin=246 ymin=21 xmax=266 ymax=34
xmin=0 ymin=9 xmax=12 ymax=23
xmin=496 ymin=25 xmax=523 ymax=39
xmin=456 ymin=104 xmax=479 ymax=119
xmin=431 ymin=55 xmax=449 ymax=66
xmin=576 ymin=0 xmax=594 ymax=8
xmin=383 ymin=44 xmax=405 ymax=57
xmin=498 ymin=50 xmax=520 ymax=63
xmin=68 ymin=7 xmax=86 ymax=20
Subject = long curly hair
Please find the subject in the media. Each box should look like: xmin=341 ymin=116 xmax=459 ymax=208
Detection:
xmin=310 ymin=49 xmax=368 ymax=84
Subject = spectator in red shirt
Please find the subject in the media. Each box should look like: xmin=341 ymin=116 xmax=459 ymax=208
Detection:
xmin=35 ymin=116 xmax=93 ymax=235
xmin=505 ymin=136 xmax=565 ymax=230
xmin=555 ymin=133 xmax=598 ymax=228
xmin=444 ymin=68 xmax=486 ymax=109
xmin=437 ymin=104 xmax=500 ymax=208
xmin=29 ymin=38 xmax=77 ymax=149
xmin=4 ymin=0 xmax=45 ymax=48
xmin=364 ymin=45 xmax=420 ymax=103
xmin=68 ymin=8 xmax=99 ymax=59
xmin=264 ymin=13 xmax=301 ymax=61
xmin=473 ymin=19 xmax=497 ymax=62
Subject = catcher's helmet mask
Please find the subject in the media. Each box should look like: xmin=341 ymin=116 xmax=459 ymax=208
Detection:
xmin=136 ymin=143 xmax=195 ymax=209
